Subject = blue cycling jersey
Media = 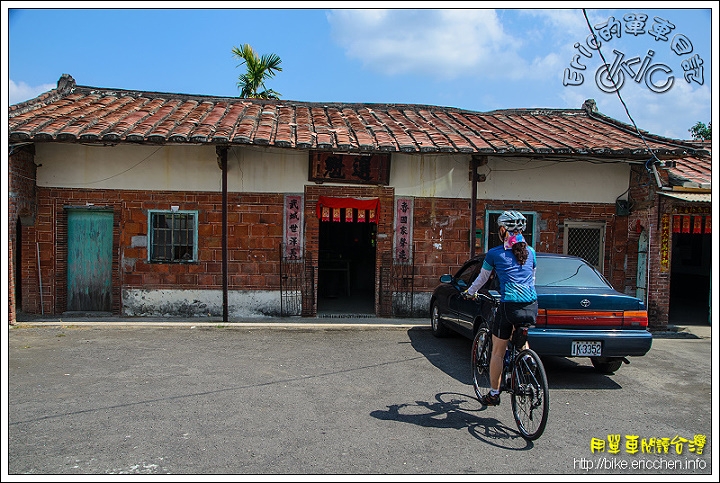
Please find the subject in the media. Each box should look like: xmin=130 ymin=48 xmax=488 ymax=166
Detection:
xmin=482 ymin=245 xmax=537 ymax=303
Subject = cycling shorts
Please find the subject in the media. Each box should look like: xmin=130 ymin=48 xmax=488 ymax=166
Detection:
xmin=492 ymin=300 xmax=538 ymax=340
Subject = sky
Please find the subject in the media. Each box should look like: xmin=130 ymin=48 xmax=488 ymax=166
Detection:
xmin=3 ymin=3 xmax=717 ymax=141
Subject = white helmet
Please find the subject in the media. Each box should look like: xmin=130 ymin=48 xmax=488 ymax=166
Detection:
xmin=497 ymin=210 xmax=526 ymax=232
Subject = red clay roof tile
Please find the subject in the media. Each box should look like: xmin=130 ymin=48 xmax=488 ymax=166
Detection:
xmin=9 ymin=74 xmax=708 ymax=173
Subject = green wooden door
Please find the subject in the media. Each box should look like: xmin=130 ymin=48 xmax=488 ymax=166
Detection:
xmin=67 ymin=209 xmax=113 ymax=312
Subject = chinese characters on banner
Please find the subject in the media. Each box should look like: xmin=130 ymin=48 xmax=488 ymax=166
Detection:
xmin=671 ymin=213 xmax=711 ymax=234
xmin=395 ymin=198 xmax=413 ymax=261
xmin=663 ymin=211 xmax=710 ymax=272
xmin=284 ymin=195 xmax=303 ymax=259
xmin=316 ymin=196 xmax=379 ymax=223
xmin=660 ymin=214 xmax=670 ymax=272
xmin=682 ymin=215 xmax=691 ymax=233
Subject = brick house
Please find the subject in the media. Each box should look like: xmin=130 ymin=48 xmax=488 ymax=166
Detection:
xmin=7 ymin=74 xmax=709 ymax=327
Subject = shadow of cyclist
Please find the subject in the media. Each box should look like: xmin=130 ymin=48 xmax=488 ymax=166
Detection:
xmin=369 ymin=391 xmax=535 ymax=450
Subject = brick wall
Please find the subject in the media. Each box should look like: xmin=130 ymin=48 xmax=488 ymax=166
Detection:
xmin=8 ymin=145 xmax=37 ymax=323
xmin=30 ymin=187 xmax=289 ymax=315
xmin=411 ymin=197 xmax=624 ymax=290
xmin=19 ymin=183 xmax=634 ymax=319
xmin=627 ymin=164 xmax=671 ymax=328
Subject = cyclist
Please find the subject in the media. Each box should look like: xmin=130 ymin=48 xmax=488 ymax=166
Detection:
xmin=463 ymin=210 xmax=538 ymax=406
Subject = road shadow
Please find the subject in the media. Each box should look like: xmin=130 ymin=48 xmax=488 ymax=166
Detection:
xmin=370 ymin=391 xmax=536 ymax=449
xmin=541 ymin=356 xmax=622 ymax=390
xmin=407 ymin=327 xmax=622 ymax=390
xmin=406 ymin=327 xmax=473 ymax=385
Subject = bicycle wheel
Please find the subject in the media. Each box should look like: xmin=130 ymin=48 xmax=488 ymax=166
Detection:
xmin=471 ymin=327 xmax=492 ymax=401
xmin=511 ymin=348 xmax=549 ymax=440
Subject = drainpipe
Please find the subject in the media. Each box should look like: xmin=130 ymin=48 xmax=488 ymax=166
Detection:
xmin=217 ymin=146 xmax=229 ymax=322
xmin=470 ymin=156 xmax=485 ymax=258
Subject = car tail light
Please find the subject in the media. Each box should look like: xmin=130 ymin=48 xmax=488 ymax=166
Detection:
xmin=536 ymin=309 xmax=547 ymax=326
xmin=535 ymin=309 xmax=647 ymax=328
xmin=623 ymin=310 xmax=649 ymax=328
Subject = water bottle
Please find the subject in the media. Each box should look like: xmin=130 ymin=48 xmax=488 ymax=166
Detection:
xmin=503 ymin=348 xmax=511 ymax=367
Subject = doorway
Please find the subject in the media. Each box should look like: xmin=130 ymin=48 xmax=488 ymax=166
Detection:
xmin=318 ymin=213 xmax=376 ymax=315
xmin=669 ymin=230 xmax=711 ymax=325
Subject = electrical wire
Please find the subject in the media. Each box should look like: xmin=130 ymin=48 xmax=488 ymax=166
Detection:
xmin=582 ymin=9 xmax=663 ymax=170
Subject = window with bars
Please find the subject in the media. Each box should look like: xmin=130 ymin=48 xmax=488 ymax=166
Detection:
xmin=563 ymin=221 xmax=605 ymax=271
xmin=148 ymin=210 xmax=198 ymax=262
xmin=485 ymin=210 xmax=536 ymax=251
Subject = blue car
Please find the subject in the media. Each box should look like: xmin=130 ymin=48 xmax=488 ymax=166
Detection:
xmin=429 ymin=252 xmax=653 ymax=373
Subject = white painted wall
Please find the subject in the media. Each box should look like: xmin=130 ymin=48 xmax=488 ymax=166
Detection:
xmin=35 ymin=144 xmax=222 ymax=191
xmin=35 ymin=144 xmax=631 ymax=203
xmin=34 ymin=144 xmax=310 ymax=193
xmin=391 ymin=153 xmax=632 ymax=203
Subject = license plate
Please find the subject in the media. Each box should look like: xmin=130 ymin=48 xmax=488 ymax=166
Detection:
xmin=571 ymin=341 xmax=602 ymax=356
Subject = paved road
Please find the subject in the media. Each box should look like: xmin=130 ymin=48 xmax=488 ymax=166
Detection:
xmin=6 ymin=320 xmax=715 ymax=477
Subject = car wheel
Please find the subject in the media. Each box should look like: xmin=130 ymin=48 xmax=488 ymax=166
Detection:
xmin=591 ymin=357 xmax=623 ymax=374
xmin=430 ymin=302 xmax=449 ymax=338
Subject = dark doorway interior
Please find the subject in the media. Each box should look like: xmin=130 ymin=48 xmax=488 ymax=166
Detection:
xmin=669 ymin=232 xmax=711 ymax=325
xmin=15 ymin=218 xmax=22 ymax=310
xmin=318 ymin=215 xmax=376 ymax=315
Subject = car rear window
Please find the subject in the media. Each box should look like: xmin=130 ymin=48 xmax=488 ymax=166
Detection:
xmin=535 ymin=257 xmax=609 ymax=288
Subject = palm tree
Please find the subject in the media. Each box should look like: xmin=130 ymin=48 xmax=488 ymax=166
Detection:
xmin=231 ymin=43 xmax=282 ymax=99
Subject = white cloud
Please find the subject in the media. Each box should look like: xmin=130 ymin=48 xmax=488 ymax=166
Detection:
xmin=326 ymin=8 xmax=608 ymax=83
xmin=9 ymin=79 xmax=55 ymax=105
xmin=327 ymin=9 xmax=535 ymax=80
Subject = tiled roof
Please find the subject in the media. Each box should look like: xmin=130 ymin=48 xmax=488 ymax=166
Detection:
xmin=9 ymin=74 xmax=707 ymax=161
xmin=666 ymin=140 xmax=711 ymax=189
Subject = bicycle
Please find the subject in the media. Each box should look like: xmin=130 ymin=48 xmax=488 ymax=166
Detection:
xmin=468 ymin=290 xmax=549 ymax=440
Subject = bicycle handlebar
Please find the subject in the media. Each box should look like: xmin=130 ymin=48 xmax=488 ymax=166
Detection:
xmin=462 ymin=289 xmax=500 ymax=306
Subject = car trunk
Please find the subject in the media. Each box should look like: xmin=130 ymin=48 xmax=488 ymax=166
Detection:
xmin=535 ymin=287 xmax=648 ymax=330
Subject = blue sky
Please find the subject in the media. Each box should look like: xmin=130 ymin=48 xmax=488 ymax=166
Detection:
xmin=4 ymin=3 xmax=717 ymax=140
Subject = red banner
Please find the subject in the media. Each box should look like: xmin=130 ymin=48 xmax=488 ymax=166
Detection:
xmin=705 ymin=215 xmax=711 ymax=234
xmin=673 ymin=215 xmax=681 ymax=233
xmin=682 ymin=215 xmax=691 ymax=233
xmin=316 ymin=196 xmax=380 ymax=223
xmin=693 ymin=216 xmax=702 ymax=234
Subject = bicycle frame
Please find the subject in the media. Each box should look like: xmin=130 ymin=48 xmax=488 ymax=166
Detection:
xmin=470 ymin=290 xmax=549 ymax=440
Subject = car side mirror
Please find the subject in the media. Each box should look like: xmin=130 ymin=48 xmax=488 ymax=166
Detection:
xmin=440 ymin=274 xmax=453 ymax=284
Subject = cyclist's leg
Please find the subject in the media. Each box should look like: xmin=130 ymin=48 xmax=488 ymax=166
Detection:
xmin=489 ymin=334 xmax=507 ymax=391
